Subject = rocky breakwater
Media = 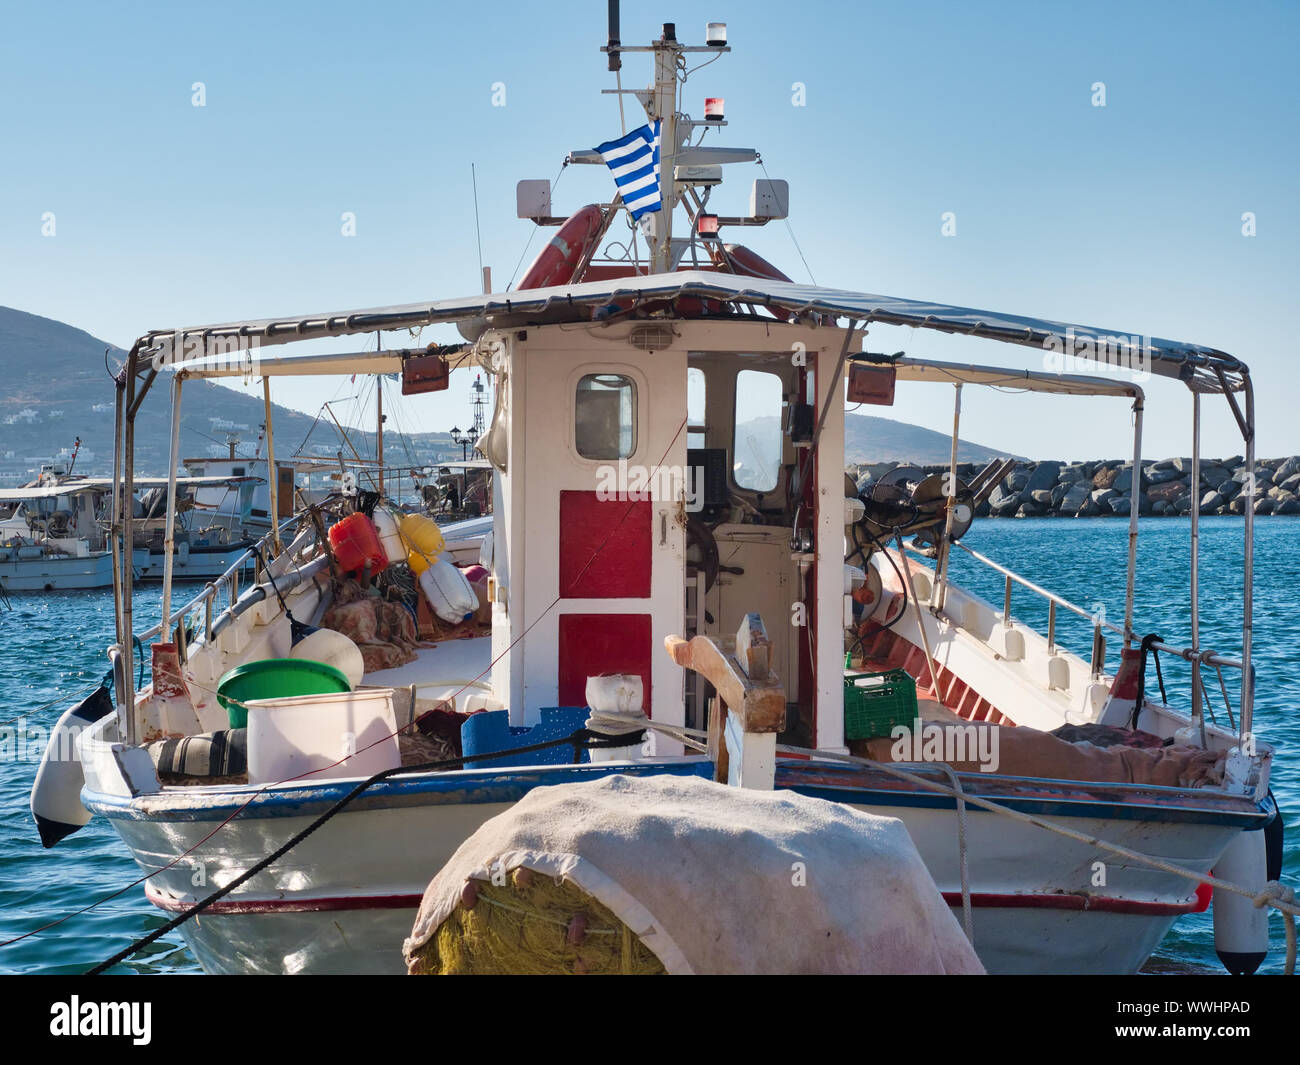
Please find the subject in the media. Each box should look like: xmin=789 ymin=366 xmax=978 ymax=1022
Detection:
xmin=849 ymin=456 xmax=1300 ymax=518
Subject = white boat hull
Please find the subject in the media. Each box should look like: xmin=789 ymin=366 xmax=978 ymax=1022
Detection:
xmin=0 ymin=549 xmax=115 ymax=591
xmin=84 ymin=756 xmax=1261 ymax=976
xmin=132 ymin=543 xmax=255 ymax=583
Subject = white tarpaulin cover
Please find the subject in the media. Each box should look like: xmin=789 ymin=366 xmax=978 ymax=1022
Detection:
xmin=402 ymin=773 xmax=984 ymax=975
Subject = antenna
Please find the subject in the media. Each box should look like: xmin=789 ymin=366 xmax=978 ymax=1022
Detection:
xmin=607 ymin=1 xmax=621 ymax=71
xmin=471 ymin=163 xmax=487 ymax=293
xmin=471 ymin=374 xmax=488 ymax=438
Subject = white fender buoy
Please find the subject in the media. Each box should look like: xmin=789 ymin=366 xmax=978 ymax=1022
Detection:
xmin=372 ymin=507 xmax=406 ymax=566
xmin=30 ymin=684 xmax=114 ymax=847
xmin=1213 ymin=828 xmax=1270 ymax=975
xmin=419 ymin=560 xmax=478 ymax=624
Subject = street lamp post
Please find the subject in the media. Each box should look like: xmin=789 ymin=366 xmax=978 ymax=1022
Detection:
xmin=450 ymin=425 xmax=473 ymax=462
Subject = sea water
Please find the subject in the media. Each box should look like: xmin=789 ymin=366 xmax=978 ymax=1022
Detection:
xmin=0 ymin=516 xmax=1295 ymax=974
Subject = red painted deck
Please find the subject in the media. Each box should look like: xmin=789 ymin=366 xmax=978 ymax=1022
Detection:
xmin=855 ymin=626 xmax=1014 ymax=727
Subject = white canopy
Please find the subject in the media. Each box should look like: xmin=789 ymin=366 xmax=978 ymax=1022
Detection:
xmin=887 ymin=356 xmax=1143 ymax=399
xmin=0 ymin=475 xmax=262 ymax=503
xmin=137 ymin=270 xmax=1245 ymax=391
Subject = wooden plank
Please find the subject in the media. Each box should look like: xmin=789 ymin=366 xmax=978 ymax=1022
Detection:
xmin=663 ymin=631 xmax=786 ymax=733
xmin=734 ymin=612 xmax=770 ymax=681
xmin=706 ymin=697 xmax=728 ymax=783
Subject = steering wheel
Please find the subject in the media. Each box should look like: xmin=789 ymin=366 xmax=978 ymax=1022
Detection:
xmin=685 ymin=515 xmax=720 ymax=593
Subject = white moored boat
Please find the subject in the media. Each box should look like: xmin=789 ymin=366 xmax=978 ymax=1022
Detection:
xmin=36 ymin=15 xmax=1290 ymax=976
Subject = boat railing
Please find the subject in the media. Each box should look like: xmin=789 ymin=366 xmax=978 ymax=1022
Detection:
xmin=913 ymin=538 xmax=1244 ymax=728
xmin=137 ymin=516 xmax=318 ymax=661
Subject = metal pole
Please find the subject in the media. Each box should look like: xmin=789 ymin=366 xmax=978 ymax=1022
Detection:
xmin=895 ymin=531 xmax=945 ymax=707
xmin=122 ymin=357 xmax=138 ymax=743
xmin=375 ymin=331 xmax=385 ymax=496
xmin=109 ymin=372 xmax=126 ymax=708
xmin=377 ymin=367 xmax=385 ymax=496
xmin=936 ymin=383 xmax=962 ymax=610
xmin=1190 ymin=391 xmax=1204 ymax=745
xmin=1124 ymin=394 xmax=1143 ymax=646
xmin=160 ymin=374 xmax=183 ymax=641
xmin=1240 ymin=378 xmax=1255 ymax=741
xmin=651 ymin=33 xmax=679 ymax=272
xmin=263 ymin=377 xmax=281 ymax=556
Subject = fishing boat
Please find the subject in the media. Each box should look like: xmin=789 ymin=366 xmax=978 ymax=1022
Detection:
xmin=0 ymin=477 xmax=118 ymax=592
xmin=36 ymin=15 xmax=1290 ymax=976
xmin=0 ymin=462 xmax=260 ymax=592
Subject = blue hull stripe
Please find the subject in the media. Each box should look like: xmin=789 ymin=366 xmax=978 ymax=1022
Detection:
xmin=83 ymin=761 xmax=713 ymax=822
xmin=83 ymin=757 xmax=1265 ymax=830
xmin=782 ymin=783 xmax=1266 ymax=828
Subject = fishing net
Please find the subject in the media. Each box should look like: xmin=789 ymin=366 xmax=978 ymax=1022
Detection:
xmin=408 ymin=868 xmax=665 ymax=976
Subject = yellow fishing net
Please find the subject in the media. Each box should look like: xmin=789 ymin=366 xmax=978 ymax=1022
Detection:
xmin=409 ymin=867 xmax=666 ymax=975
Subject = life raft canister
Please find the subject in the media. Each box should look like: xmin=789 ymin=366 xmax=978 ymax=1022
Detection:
xmin=518 ymin=204 xmax=607 ymax=290
xmin=723 ymin=244 xmax=795 ymax=321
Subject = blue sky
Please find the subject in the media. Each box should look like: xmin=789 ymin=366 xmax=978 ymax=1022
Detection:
xmin=2 ymin=1 xmax=1296 ymax=460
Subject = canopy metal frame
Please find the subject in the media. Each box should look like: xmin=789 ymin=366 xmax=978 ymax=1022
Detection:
xmin=108 ymin=272 xmax=1257 ymax=748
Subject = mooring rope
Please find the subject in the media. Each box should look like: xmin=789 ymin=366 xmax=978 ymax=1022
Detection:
xmin=603 ymin=715 xmax=1297 ymax=971
xmin=931 ymin=761 xmax=973 ymax=946
xmin=0 ymin=674 xmax=110 ymax=730
xmin=83 ymin=727 xmax=643 ymax=975
xmin=1 ymin=415 xmax=699 ymax=956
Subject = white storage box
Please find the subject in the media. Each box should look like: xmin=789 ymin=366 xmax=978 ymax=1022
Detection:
xmin=246 ymin=688 xmax=401 ymax=785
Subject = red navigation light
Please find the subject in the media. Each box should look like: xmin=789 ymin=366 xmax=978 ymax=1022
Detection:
xmin=704 ymin=97 xmax=724 ymax=122
xmin=696 ymin=213 xmax=720 ymax=239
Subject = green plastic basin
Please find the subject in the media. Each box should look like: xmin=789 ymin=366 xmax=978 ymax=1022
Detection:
xmin=217 ymin=658 xmax=352 ymax=729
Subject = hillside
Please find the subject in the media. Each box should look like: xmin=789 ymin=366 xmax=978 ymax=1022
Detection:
xmin=0 ymin=307 xmax=455 ymax=483
xmin=2 ymin=306 xmax=1014 ymax=484
xmin=843 ymin=413 xmax=1013 ymax=464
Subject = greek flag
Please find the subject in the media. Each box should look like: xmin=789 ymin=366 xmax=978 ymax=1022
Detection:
xmin=595 ymin=120 xmax=662 ymax=219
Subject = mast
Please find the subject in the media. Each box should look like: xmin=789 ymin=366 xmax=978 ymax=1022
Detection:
xmin=161 ymin=375 xmax=183 ymax=641
xmin=583 ymin=14 xmax=749 ymax=276
xmin=650 ymin=24 xmax=680 ymax=273
xmin=376 ymin=332 xmax=385 ymax=496
xmin=264 ymin=377 xmax=281 ymax=555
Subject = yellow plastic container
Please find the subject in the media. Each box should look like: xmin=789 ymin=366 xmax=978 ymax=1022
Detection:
xmin=400 ymin=513 xmax=445 ymax=574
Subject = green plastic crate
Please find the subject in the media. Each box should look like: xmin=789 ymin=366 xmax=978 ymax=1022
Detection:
xmin=843 ymin=668 xmax=918 ymax=741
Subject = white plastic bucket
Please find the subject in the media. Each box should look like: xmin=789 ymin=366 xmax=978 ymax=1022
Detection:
xmin=419 ymin=559 xmax=478 ymax=624
xmin=245 ymin=688 xmax=400 ymax=785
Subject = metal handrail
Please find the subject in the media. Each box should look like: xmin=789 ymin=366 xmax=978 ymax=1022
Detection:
xmin=918 ymin=539 xmax=1245 ymax=674
xmin=136 ymin=516 xmax=308 ymax=645
xmin=944 ymin=539 xmax=1125 ymax=635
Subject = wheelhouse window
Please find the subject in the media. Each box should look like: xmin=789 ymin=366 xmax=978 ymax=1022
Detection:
xmin=687 ymin=366 xmax=707 ymax=449
xmin=575 ymin=373 xmax=637 ymax=460
xmin=733 ymin=368 xmax=783 ymax=492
